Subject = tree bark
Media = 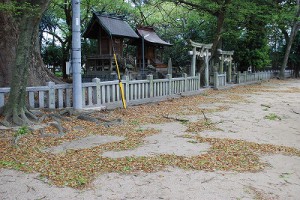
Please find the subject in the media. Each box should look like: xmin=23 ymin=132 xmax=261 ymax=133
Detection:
xmin=0 ymin=5 xmax=16 ymax=86
xmin=0 ymin=0 xmax=63 ymax=87
xmin=210 ymin=1 xmax=230 ymax=58
xmin=1 ymin=0 xmax=56 ymax=125
xmin=280 ymin=0 xmax=300 ymax=79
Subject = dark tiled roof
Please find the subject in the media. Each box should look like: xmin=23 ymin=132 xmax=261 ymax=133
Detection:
xmin=83 ymin=12 xmax=139 ymax=39
xmin=137 ymin=26 xmax=172 ymax=46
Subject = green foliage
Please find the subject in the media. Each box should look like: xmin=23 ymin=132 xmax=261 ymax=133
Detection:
xmin=123 ymin=166 xmax=132 ymax=171
xmin=0 ymin=160 xmax=25 ymax=170
xmin=75 ymin=174 xmax=87 ymax=185
xmin=15 ymin=126 xmax=30 ymax=137
xmin=222 ymin=0 xmax=273 ymax=71
xmin=0 ymin=1 xmax=39 ymax=16
xmin=264 ymin=113 xmax=281 ymax=121
xmin=41 ymin=44 xmax=63 ymax=66
xmin=37 ymin=0 xmax=298 ymax=75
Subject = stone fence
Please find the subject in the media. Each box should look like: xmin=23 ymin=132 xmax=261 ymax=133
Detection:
xmin=0 ymin=73 xmax=201 ymax=109
xmin=0 ymin=70 xmax=294 ymax=110
xmin=213 ymin=70 xmax=293 ymax=89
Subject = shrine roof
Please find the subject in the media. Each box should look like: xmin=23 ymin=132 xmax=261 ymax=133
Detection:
xmin=136 ymin=26 xmax=172 ymax=46
xmin=83 ymin=12 xmax=139 ymax=39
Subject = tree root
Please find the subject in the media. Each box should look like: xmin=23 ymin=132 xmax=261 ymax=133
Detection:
xmin=40 ymin=121 xmax=66 ymax=138
xmin=103 ymin=118 xmax=123 ymax=127
xmin=2 ymin=107 xmax=38 ymax=127
xmin=38 ymin=113 xmax=70 ymax=123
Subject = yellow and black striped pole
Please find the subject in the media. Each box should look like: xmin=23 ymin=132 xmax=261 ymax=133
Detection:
xmin=113 ymin=53 xmax=127 ymax=109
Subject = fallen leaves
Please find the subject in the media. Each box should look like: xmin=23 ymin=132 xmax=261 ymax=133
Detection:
xmin=187 ymin=120 xmax=222 ymax=133
xmin=0 ymin=79 xmax=300 ymax=189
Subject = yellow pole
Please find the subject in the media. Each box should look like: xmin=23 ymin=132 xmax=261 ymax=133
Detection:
xmin=113 ymin=53 xmax=127 ymax=109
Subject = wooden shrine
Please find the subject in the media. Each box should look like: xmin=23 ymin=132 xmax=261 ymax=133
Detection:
xmin=82 ymin=12 xmax=139 ymax=80
xmin=134 ymin=26 xmax=172 ymax=76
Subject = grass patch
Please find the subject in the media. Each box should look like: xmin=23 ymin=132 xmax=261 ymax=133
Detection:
xmin=264 ymin=113 xmax=281 ymax=120
xmin=0 ymin=160 xmax=26 ymax=170
xmin=15 ymin=126 xmax=30 ymax=137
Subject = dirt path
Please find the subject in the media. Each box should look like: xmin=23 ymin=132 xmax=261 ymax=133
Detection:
xmin=1 ymin=79 xmax=300 ymax=200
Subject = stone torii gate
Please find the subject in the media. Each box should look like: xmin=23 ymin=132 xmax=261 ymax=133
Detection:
xmin=217 ymin=49 xmax=234 ymax=82
xmin=189 ymin=40 xmax=212 ymax=87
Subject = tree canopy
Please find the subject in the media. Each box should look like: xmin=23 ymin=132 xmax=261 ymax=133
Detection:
xmin=35 ymin=0 xmax=299 ymax=76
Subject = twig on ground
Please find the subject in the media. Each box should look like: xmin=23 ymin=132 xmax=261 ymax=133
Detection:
xmin=261 ymin=104 xmax=271 ymax=108
xmin=291 ymin=110 xmax=300 ymax=115
xmin=162 ymin=115 xmax=189 ymax=123
xmin=201 ymin=110 xmax=208 ymax=122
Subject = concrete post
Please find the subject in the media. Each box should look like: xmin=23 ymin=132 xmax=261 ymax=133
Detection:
xmin=47 ymin=81 xmax=55 ymax=109
xmin=125 ymin=76 xmax=130 ymax=102
xmin=214 ymin=72 xmax=219 ymax=89
xmin=244 ymin=71 xmax=247 ymax=82
xmin=168 ymin=58 xmax=172 ymax=75
xmin=166 ymin=74 xmax=172 ymax=95
xmin=227 ymin=56 xmax=232 ymax=83
xmin=204 ymin=50 xmax=209 ymax=87
xmin=238 ymin=71 xmax=241 ymax=84
xmin=147 ymin=75 xmax=153 ymax=98
xmin=197 ymin=73 xmax=201 ymax=90
xmin=183 ymin=73 xmax=188 ymax=92
xmin=0 ymin=93 xmax=4 ymax=108
xmin=92 ymin=78 xmax=101 ymax=105
xmin=72 ymin=0 xmax=83 ymax=109
xmin=220 ymin=54 xmax=224 ymax=73
xmin=191 ymin=47 xmax=196 ymax=76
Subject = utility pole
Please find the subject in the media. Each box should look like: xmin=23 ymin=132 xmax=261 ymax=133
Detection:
xmin=72 ymin=0 xmax=82 ymax=109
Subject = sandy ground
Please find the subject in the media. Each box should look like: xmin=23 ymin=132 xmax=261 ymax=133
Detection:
xmin=1 ymin=79 xmax=300 ymax=200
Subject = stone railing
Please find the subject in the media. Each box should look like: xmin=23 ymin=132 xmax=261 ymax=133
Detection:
xmin=213 ymin=70 xmax=293 ymax=89
xmin=0 ymin=70 xmax=293 ymax=109
xmin=213 ymin=72 xmax=227 ymax=89
xmin=0 ymin=73 xmax=201 ymax=109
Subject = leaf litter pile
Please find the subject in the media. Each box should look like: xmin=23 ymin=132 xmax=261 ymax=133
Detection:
xmin=1 ymin=79 xmax=300 ymax=188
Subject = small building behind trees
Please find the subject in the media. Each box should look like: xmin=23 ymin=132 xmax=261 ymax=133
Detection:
xmin=134 ymin=26 xmax=172 ymax=77
xmin=82 ymin=12 xmax=139 ymax=81
xmin=82 ymin=12 xmax=172 ymax=81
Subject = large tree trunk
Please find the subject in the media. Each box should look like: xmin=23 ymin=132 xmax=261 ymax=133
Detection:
xmin=0 ymin=6 xmax=16 ymax=86
xmin=1 ymin=0 xmax=54 ymax=125
xmin=28 ymin=29 xmax=64 ymax=86
xmin=280 ymin=0 xmax=300 ymax=79
xmin=0 ymin=0 xmax=63 ymax=87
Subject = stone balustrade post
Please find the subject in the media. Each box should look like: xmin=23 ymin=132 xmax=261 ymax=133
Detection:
xmin=47 ymin=81 xmax=55 ymax=109
xmin=92 ymin=78 xmax=101 ymax=105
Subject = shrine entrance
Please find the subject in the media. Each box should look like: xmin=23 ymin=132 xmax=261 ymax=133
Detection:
xmin=217 ymin=49 xmax=234 ymax=83
xmin=189 ymin=40 xmax=212 ymax=87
